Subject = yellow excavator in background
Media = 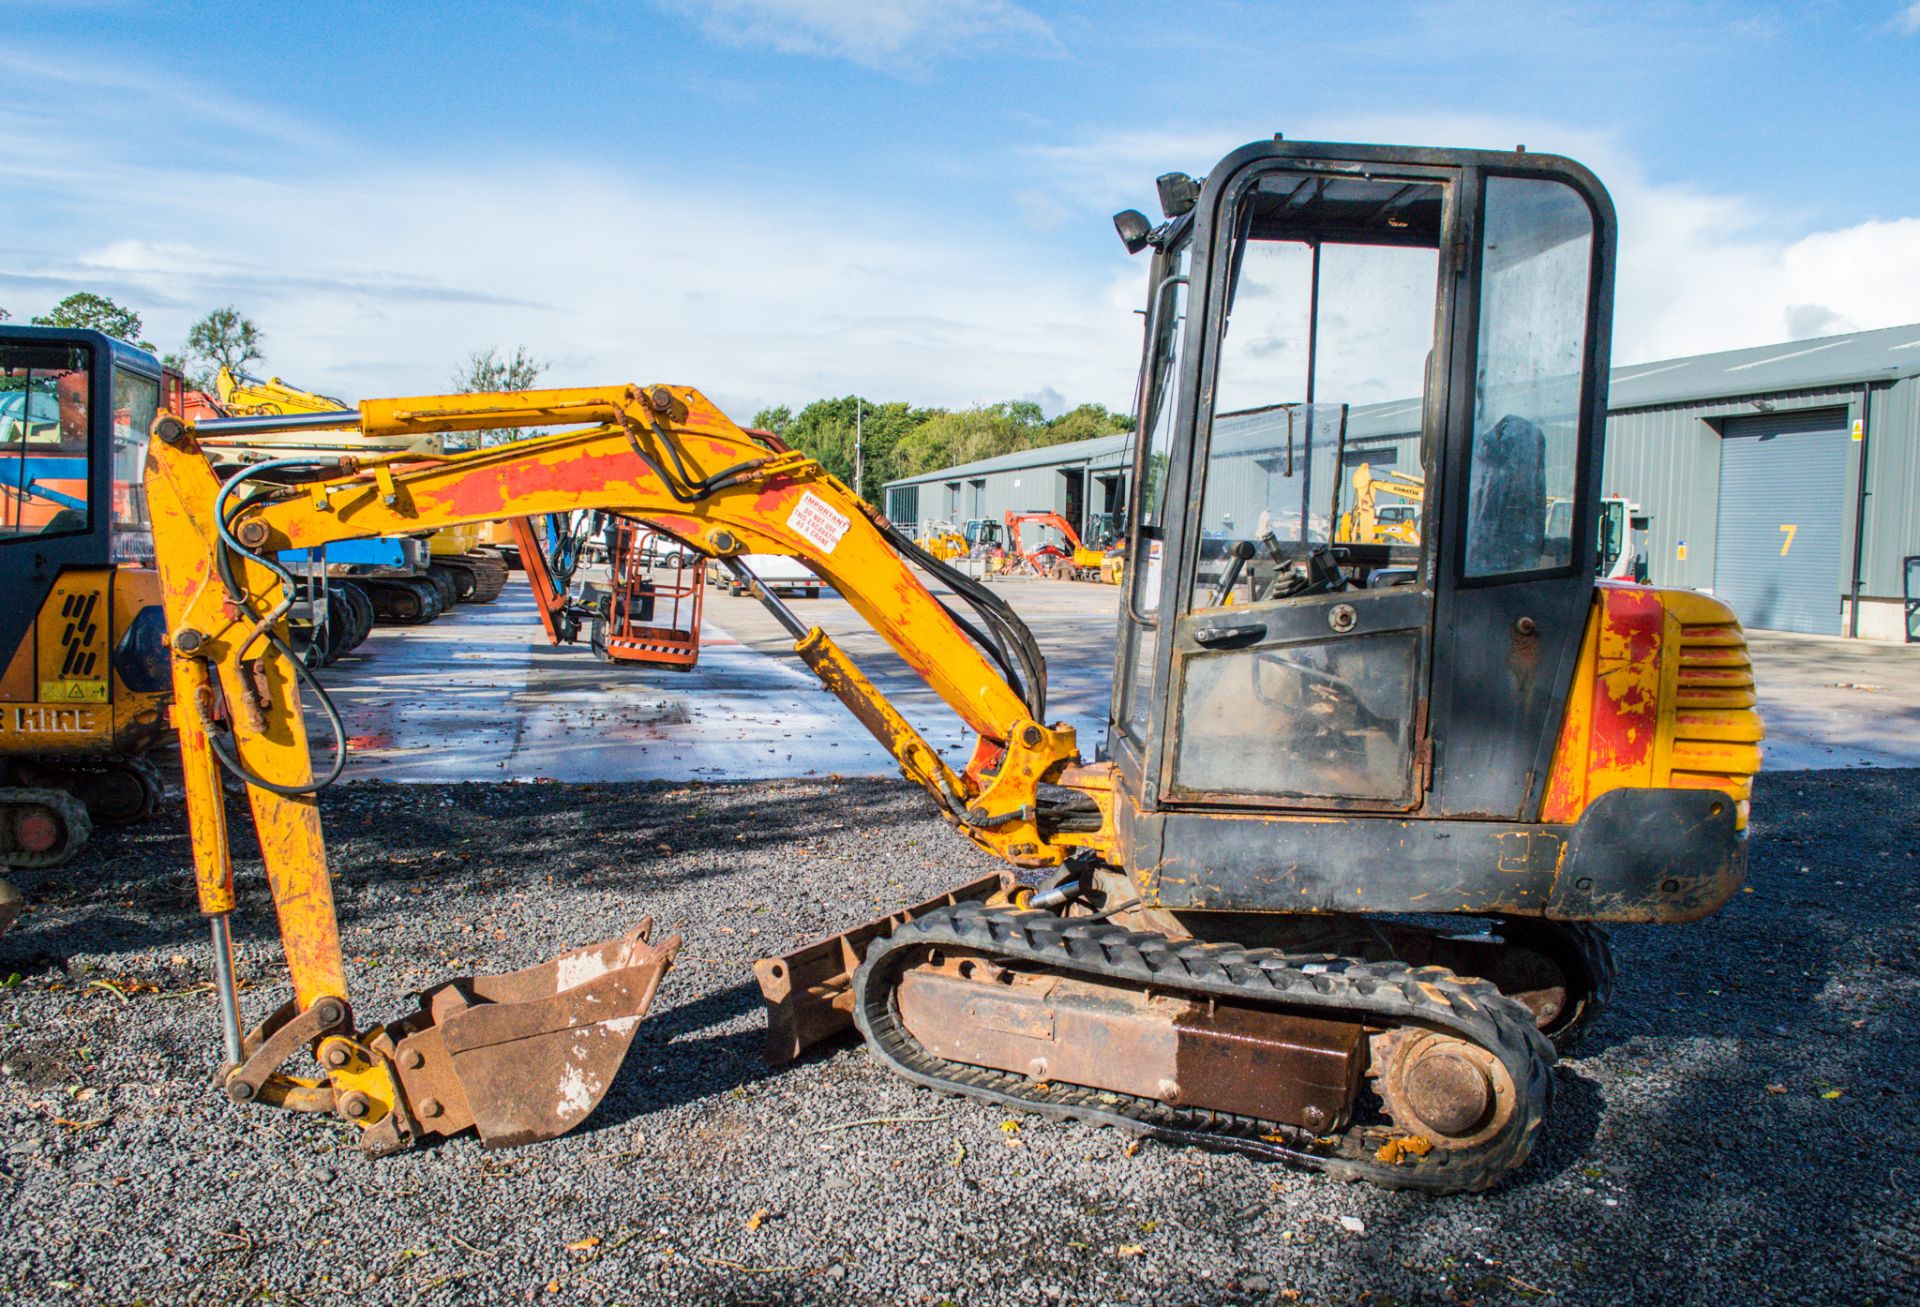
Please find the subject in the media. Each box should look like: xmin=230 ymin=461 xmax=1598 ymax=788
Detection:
xmin=143 ymin=139 xmax=1762 ymax=1193
xmin=1337 ymin=462 xmax=1426 ymax=546
xmin=2 ymin=326 xmax=175 ymax=932
xmin=214 ymin=367 xmax=510 ymax=605
xmin=913 ymin=521 xmax=969 ymax=562
xmin=1340 ymin=461 xmax=1647 ymax=583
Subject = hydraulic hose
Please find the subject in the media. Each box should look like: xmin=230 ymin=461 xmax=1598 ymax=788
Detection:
xmin=204 ymin=459 xmax=351 ymax=796
xmin=879 ymin=518 xmax=1048 ymax=722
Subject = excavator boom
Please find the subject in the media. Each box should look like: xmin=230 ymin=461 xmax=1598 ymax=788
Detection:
xmin=146 ymin=381 xmax=1107 ymax=1153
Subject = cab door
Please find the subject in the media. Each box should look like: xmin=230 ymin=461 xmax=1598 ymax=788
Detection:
xmin=1158 ymin=162 xmax=1458 ymax=811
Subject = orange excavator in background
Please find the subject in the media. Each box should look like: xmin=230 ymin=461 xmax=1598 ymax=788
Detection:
xmin=1003 ymin=509 xmax=1117 ymax=581
xmin=143 ymin=138 xmax=1761 ymax=1193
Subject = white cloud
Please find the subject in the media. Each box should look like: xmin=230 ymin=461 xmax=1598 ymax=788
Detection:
xmin=664 ymin=0 xmax=1063 ymax=71
xmin=1022 ymin=384 xmax=1067 ymax=418
xmin=1019 ymin=115 xmax=1920 ymax=366
xmin=0 ymin=152 xmax=1146 ymax=420
xmin=1898 ymin=3 xmax=1920 ymax=35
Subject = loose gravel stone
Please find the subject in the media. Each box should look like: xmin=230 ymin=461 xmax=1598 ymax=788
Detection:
xmin=0 ymin=768 xmax=1913 ymax=1304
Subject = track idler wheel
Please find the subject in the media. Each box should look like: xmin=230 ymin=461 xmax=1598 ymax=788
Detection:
xmin=334 ymin=582 xmax=375 ymax=650
xmin=1370 ymin=1027 xmax=1517 ymax=1149
xmin=366 ymin=578 xmax=444 ymax=625
xmin=1 ymin=787 xmax=92 ymax=870
xmin=78 ymin=756 xmax=165 ymax=825
xmin=458 ymin=551 xmax=510 ymax=603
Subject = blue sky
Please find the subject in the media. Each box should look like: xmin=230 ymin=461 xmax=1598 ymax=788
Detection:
xmin=3 ymin=0 xmax=1918 ymax=418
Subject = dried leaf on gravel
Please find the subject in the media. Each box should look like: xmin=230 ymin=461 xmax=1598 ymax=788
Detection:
xmin=1820 ymin=1088 xmax=1844 ymax=1099
xmin=1765 ymin=1084 xmax=1788 ymax=1094
xmin=746 ymin=1208 xmax=769 ymax=1231
xmin=89 ymin=979 xmax=156 ymax=1002
xmin=1116 ymin=1244 xmax=1146 ymax=1258
xmin=565 ymin=1236 xmax=601 ymax=1253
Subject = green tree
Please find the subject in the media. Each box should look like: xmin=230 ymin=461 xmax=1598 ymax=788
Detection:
xmin=0 ymin=307 xmax=11 ymax=322
xmin=1041 ymin=401 xmax=1136 ymax=445
xmin=752 ymin=393 xmax=1136 ymax=494
xmin=450 ymin=345 xmax=547 ymax=447
xmin=770 ymin=395 xmax=934 ymax=493
xmin=890 ymin=405 xmax=1037 ymax=480
xmin=749 ymin=404 xmax=793 ymax=436
xmin=185 ymin=306 xmax=265 ymax=388
xmin=32 ymin=292 xmax=153 ymax=350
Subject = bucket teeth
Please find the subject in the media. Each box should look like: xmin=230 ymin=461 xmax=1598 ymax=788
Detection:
xmin=372 ymin=918 xmax=680 ymax=1150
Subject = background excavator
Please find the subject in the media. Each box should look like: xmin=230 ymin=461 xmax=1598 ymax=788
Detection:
xmin=1 ymin=325 xmax=174 ymax=931
xmin=1339 ymin=461 xmax=1647 ymax=582
xmin=144 ymin=138 xmax=1761 ymax=1193
xmin=1004 ymin=508 xmax=1118 ymax=581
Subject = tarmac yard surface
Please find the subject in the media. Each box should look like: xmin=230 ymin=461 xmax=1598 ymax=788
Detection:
xmin=320 ymin=575 xmax=1920 ymax=784
xmin=319 ymin=574 xmax=1122 ymax=785
xmin=1 ymin=769 xmax=1915 ymax=1305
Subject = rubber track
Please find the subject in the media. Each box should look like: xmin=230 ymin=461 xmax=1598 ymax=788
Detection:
xmin=854 ymin=903 xmax=1555 ymax=1193
xmin=450 ymin=552 xmax=509 ymax=603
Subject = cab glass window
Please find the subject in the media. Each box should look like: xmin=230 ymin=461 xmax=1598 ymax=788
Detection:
xmin=0 ymin=342 xmax=93 ymax=541
xmin=1119 ymin=238 xmax=1191 ymax=741
xmin=1463 ymin=176 xmax=1594 ymax=577
xmin=112 ymin=366 xmax=159 ymax=561
xmin=1194 ymin=172 xmax=1442 ymax=610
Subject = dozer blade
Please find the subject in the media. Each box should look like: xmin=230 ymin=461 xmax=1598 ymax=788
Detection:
xmin=754 ymin=874 xmax=1001 ymax=1064
xmin=370 ymin=918 xmax=680 ymax=1151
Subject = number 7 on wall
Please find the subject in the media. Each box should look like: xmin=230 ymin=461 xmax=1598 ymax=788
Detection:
xmin=1778 ymin=523 xmax=1797 ymax=556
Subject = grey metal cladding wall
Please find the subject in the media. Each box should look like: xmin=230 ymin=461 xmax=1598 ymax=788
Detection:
xmin=1600 ymin=386 xmax=1863 ymax=592
xmin=1862 ymin=374 xmax=1920 ymax=597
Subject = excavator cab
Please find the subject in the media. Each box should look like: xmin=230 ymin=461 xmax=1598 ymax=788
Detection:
xmin=1105 ymin=143 xmax=1739 ymax=913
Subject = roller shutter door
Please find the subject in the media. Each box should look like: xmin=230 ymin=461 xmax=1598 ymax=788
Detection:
xmin=1713 ymin=410 xmax=1848 ymax=634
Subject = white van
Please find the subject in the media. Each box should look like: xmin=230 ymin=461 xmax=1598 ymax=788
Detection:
xmin=713 ymin=554 xmax=824 ymax=599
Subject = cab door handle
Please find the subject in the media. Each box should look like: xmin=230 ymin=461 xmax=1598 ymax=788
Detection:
xmin=1192 ymin=619 xmax=1267 ymax=648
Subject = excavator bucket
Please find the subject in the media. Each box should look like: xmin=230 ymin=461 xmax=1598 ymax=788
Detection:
xmin=371 ymin=918 xmax=680 ymax=1150
xmin=0 ymin=878 xmax=21 ymax=936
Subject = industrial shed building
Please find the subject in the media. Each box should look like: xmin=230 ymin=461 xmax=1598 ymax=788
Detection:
xmin=883 ymin=321 xmax=1920 ymax=640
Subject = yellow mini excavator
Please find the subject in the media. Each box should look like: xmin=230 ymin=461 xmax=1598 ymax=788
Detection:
xmin=144 ymin=139 xmax=1762 ymax=1192
xmin=2 ymin=326 xmax=174 ymax=932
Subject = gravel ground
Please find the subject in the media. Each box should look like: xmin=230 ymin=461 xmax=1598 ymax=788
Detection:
xmin=0 ymin=768 xmax=1914 ymax=1305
